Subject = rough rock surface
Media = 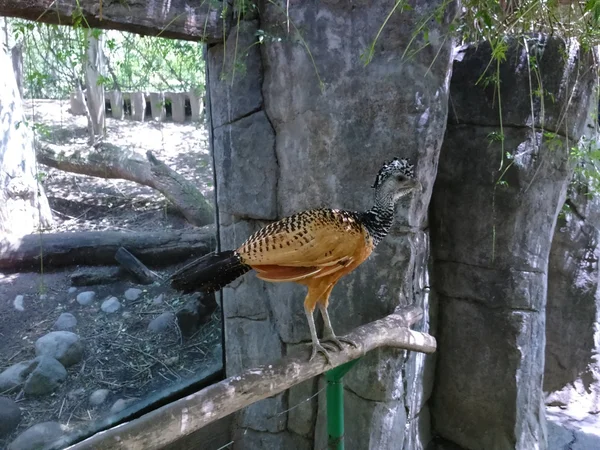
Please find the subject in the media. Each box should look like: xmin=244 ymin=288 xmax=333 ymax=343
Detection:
xmin=76 ymin=291 xmax=96 ymax=306
xmin=23 ymin=356 xmax=67 ymax=396
xmin=147 ymin=312 xmax=175 ymax=333
xmin=110 ymin=398 xmax=137 ymax=415
xmin=0 ymin=397 xmax=21 ymax=438
xmin=53 ymin=312 xmax=77 ymax=330
xmin=547 ymin=408 xmax=600 ymax=450
xmin=89 ymin=389 xmax=110 ymax=406
xmin=0 ymin=360 xmax=36 ymax=393
xmin=207 ymin=2 xmax=456 ymax=448
xmin=8 ymin=421 xmax=64 ymax=450
xmin=35 ymin=331 xmax=84 ymax=367
xmin=544 ymin=84 xmax=600 ymax=431
xmin=545 ymin=189 xmax=600 ymax=415
xmin=101 ymin=297 xmax=121 ymax=313
xmin=124 ymin=287 xmax=143 ymax=301
xmin=430 ymin=37 xmax=597 ymax=450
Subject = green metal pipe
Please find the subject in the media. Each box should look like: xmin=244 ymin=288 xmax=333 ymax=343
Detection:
xmin=325 ymin=359 xmax=360 ymax=450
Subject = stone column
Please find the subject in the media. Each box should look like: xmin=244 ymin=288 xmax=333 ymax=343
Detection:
xmin=70 ymin=90 xmax=86 ymax=116
xmin=188 ymin=90 xmax=204 ymax=122
xmin=430 ymin=38 xmax=597 ymax=450
xmin=110 ymin=90 xmax=124 ymax=119
xmin=149 ymin=92 xmax=166 ymax=121
xmin=167 ymin=92 xmax=186 ymax=123
xmin=130 ymin=92 xmax=145 ymax=122
xmin=207 ymin=2 xmax=456 ymax=448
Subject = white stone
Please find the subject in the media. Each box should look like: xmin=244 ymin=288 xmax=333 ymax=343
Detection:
xmin=13 ymin=295 xmax=24 ymax=311
xmin=101 ymin=297 xmax=121 ymax=313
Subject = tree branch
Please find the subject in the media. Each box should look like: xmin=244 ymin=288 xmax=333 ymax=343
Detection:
xmin=0 ymin=0 xmax=229 ymax=43
xmin=36 ymin=142 xmax=214 ymax=227
xmin=63 ymin=306 xmax=436 ymax=450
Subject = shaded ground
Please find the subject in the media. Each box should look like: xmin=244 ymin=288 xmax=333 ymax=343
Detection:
xmin=28 ymin=99 xmax=214 ymax=233
xmin=0 ymin=99 xmax=220 ymax=448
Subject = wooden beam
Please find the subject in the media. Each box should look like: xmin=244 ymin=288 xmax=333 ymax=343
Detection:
xmin=0 ymin=0 xmax=229 ymax=43
xmin=0 ymin=228 xmax=215 ymax=271
xmin=64 ymin=306 xmax=436 ymax=450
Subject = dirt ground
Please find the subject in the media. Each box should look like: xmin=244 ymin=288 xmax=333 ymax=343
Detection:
xmin=0 ymin=100 xmax=221 ymax=448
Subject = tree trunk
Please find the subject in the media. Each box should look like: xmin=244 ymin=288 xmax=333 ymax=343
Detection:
xmin=36 ymin=142 xmax=214 ymax=227
xmin=0 ymin=46 xmax=53 ymax=237
xmin=10 ymin=42 xmax=24 ymax=99
xmin=84 ymin=29 xmax=105 ymax=141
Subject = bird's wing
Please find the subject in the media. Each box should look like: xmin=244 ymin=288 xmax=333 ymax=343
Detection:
xmin=237 ymin=209 xmax=366 ymax=269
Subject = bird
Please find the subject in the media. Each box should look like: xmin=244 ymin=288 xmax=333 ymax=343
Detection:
xmin=169 ymin=158 xmax=421 ymax=363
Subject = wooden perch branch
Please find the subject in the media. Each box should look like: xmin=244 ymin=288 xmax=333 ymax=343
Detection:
xmin=65 ymin=306 xmax=436 ymax=450
xmin=36 ymin=142 xmax=214 ymax=227
xmin=0 ymin=228 xmax=215 ymax=271
xmin=0 ymin=0 xmax=229 ymax=43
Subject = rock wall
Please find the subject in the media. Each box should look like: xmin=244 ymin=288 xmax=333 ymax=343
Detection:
xmin=206 ymin=2 xmax=456 ymax=448
xmin=430 ymin=38 xmax=598 ymax=450
xmin=544 ymin=91 xmax=600 ymax=420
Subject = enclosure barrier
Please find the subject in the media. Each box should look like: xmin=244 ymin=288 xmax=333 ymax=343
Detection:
xmin=70 ymin=90 xmax=204 ymax=123
xmin=64 ymin=305 xmax=436 ymax=450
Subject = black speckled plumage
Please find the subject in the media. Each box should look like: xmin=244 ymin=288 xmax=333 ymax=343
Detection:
xmin=169 ymin=157 xmax=416 ymax=297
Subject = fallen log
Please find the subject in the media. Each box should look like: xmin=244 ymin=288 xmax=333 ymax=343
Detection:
xmin=0 ymin=228 xmax=215 ymax=272
xmin=36 ymin=142 xmax=214 ymax=227
xmin=63 ymin=306 xmax=435 ymax=450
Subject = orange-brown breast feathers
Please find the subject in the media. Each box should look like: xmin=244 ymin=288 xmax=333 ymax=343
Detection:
xmin=236 ymin=209 xmax=374 ymax=283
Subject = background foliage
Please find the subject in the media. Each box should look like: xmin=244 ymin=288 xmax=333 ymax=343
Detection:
xmin=4 ymin=18 xmax=205 ymax=99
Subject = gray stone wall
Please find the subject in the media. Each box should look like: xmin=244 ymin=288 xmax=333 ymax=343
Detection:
xmin=206 ymin=2 xmax=456 ymax=448
xmin=544 ymin=90 xmax=600 ymax=421
xmin=430 ymin=38 xmax=598 ymax=450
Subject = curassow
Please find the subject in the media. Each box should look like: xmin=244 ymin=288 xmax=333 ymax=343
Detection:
xmin=170 ymin=158 xmax=421 ymax=362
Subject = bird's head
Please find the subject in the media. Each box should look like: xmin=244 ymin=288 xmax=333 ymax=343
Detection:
xmin=372 ymin=157 xmax=421 ymax=202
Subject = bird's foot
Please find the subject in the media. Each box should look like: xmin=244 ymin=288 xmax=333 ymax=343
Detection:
xmin=309 ymin=341 xmax=333 ymax=364
xmin=321 ymin=335 xmax=358 ymax=351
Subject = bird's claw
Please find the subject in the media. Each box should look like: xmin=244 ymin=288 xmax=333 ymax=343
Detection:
xmin=309 ymin=342 xmax=333 ymax=365
xmin=321 ymin=335 xmax=358 ymax=351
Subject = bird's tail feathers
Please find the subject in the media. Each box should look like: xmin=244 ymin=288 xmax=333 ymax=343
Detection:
xmin=169 ymin=251 xmax=250 ymax=293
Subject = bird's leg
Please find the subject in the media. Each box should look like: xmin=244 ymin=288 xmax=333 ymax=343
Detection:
xmin=319 ymin=303 xmax=358 ymax=351
xmin=305 ymin=306 xmax=333 ymax=364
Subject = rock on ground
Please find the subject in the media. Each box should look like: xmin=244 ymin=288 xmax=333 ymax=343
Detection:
xmin=35 ymin=331 xmax=84 ymax=367
xmin=101 ymin=297 xmax=121 ymax=313
xmin=13 ymin=295 xmax=24 ymax=311
xmin=0 ymin=360 xmax=36 ymax=393
xmin=547 ymin=407 xmax=600 ymax=450
xmin=76 ymin=291 xmax=96 ymax=306
xmin=23 ymin=356 xmax=67 ymax=396
xmin=176 ymin=293 xmax=217 ymax=336
xmin=124 ymin=288 xmax=142 ymax=301
xmin=8 ymin=421 xmax=64 ymax=450
xmin=89 ymin=389 xmax=110 ymax=406
xmin=0 ymin=396 xmax=21 ymax=438
xmin=148 ymin=312 xmax=175 ymax=333
xmin=110 ymin=398 xmax=138 ymax=415
xmin=53 ymin=312 xmax=77 ymax=330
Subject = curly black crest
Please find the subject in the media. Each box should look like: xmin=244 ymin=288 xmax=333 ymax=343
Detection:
xmin=372 ymin=157 xmax=414 ymax=188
